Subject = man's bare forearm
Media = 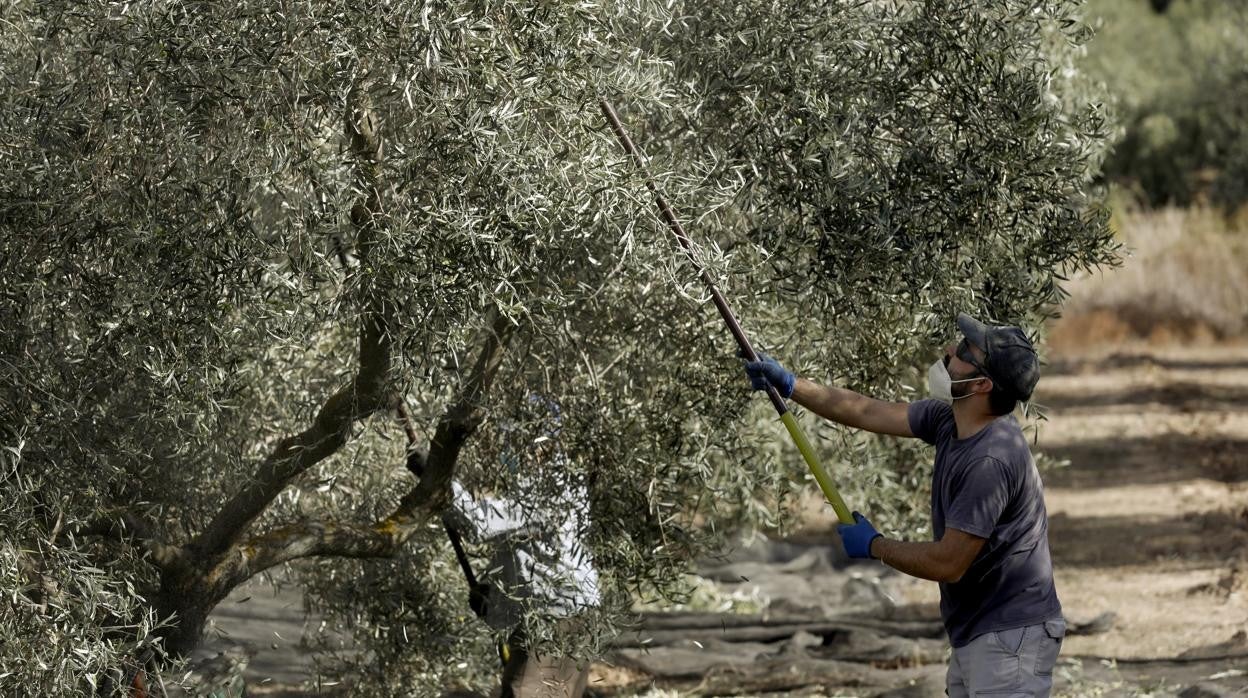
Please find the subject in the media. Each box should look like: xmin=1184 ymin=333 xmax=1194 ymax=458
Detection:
xmin=789 ymin=377 xmax=914 ymax=437
xmin=791 ymin=378 xmax=873 ymax=427
xmin=870 ymin=537 xmax=961 ymax=583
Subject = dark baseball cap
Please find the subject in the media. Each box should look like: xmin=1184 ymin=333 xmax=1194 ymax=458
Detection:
xmin=956 ymin=313 xmax=1040 ymax=402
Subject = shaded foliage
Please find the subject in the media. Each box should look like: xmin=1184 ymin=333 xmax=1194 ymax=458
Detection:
xmin=0 ymin=442 xmax=183 ymax=696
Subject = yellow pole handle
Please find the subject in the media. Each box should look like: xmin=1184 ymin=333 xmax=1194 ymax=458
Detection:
xmin=780 ymin=412 xmax=853 ymax=524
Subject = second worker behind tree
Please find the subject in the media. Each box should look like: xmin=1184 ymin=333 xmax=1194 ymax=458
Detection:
xmin=446 ymin=397 xmax=601 ymax=698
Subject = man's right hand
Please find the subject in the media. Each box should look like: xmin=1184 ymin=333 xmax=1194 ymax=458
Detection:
xmin=742 ymin=353 xmax=796 ymax=399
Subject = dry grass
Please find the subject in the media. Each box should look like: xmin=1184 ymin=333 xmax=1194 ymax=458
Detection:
xmin=1049 ymin=205 xmax=1248 ymax=351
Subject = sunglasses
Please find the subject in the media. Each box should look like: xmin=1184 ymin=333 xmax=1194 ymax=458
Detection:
xmin=956 ymin=338 xmax=988 ymax=377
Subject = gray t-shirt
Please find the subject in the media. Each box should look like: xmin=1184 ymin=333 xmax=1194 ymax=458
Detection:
xmin=908 ymin=399 xmax=1061 ymax=648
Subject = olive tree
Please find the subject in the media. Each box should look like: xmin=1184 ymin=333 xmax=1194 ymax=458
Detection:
xmin=1 ymin=0 xmax=762 ymax=687
xmin=1 ymin=0 xmax=1114 ymax=694
xmin=652 ymin=0 xmax=1119 ymax=534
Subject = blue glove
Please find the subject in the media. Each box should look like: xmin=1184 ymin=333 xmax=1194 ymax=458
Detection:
xmin=742 ymin=353 xmax=796 ymax=399
xmin=837 ymin=511 xmax=882 ymax=559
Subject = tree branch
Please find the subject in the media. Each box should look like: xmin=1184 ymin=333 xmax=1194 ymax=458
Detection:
xmin=392 ymin=307 xmax=515 ymax=519
xmin=237 ymin=519 xmax=407 ymax=576
xmin=193 ymin=81 xmax=394 ymax=562
xmin=233 ymin=308 xmax=516 ymax=576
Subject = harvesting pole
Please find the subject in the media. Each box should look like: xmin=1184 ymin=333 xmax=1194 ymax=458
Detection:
xmin=598 ymin=99 xmax=853 ymax=525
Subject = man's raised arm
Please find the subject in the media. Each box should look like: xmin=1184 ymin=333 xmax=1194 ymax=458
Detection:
xmin=744 ymin=355 xmax=914 ymax=437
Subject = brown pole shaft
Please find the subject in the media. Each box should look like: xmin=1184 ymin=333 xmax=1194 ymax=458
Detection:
xmin=598 ymin=99 xmax=788 ymax=416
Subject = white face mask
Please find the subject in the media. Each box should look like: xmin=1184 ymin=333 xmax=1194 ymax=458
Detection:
xmin=927 ymin=359 xmax=982 ymax=404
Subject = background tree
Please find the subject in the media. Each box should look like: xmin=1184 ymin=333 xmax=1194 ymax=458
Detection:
xmin=1 ymin=0 xmax=1114 ymax=694
xmin=1083 ymin=0 xmax=1248 ymax=208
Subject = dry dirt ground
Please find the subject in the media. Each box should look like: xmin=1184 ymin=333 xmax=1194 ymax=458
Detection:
xmin=195 ymin=342 xmax=1248 ymax=697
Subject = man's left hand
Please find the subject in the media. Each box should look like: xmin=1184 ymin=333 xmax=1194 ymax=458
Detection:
xmin=838 ymin=511 xmax=882 ymax=559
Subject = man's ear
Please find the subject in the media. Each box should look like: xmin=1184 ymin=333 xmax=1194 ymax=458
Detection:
xmin=975 ymin=377 xmax=994 ymax=395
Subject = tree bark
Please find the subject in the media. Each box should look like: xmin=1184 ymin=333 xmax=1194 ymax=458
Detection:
xmin=237 ymin=307 xmax=516 ymax=577
xmin=155 ymin=308 xmax=514 ymax=654
xmin=192 ymin=80 xmax=392 ymax=565
xmin=153 ymin=558 xmax=235 ymax=657
xmin=155 ymin=80 xmax=397 ymax=655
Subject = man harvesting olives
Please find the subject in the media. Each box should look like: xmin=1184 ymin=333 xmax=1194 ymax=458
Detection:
xmin=744 ymin=313 xmax=1066 ymax=697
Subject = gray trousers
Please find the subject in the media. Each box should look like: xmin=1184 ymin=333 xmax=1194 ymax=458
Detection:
xmin=947 ymin=618 xmax=1066 ymax=698
xmin=498 ymin=653 xmax=588 ymax=698
xmin=497 ymin=623 xmax=590 ymax=698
